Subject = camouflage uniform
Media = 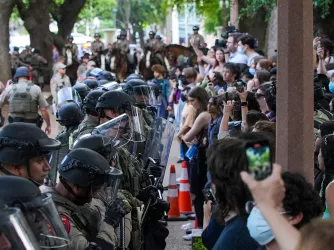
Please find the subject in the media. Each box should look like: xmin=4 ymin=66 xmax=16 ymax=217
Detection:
xmin=63 ymin=43 xmax=79 ymax=66
xmin=30 ymin=53 xmax=47 ymax=87
xmin=91 ymin=40 xmax=105 ymax=54
xmin=72 ymin=115 xmax=99 ymax=143
xmin=115 ymin=147 xmax=151 ymax=250
xmin=20 ymin=50 xmax=32 ymax=66
xmin=189 ymin=33 xmax=205 ymax=48
xmin=48 ymin=126 xmax=78 ymax=185
xmin=43 ymin=187 xmax=118 ymax=250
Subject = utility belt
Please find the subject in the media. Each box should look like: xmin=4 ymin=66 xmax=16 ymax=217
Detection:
xmin=8 ymin=115 xmax=43 ymax=128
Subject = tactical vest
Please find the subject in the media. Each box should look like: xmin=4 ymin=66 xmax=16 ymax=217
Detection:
xmin=46 ymin=188 xmax=100 ymax=241
xmin=9 ymin=83 xmax=38 ymax=113
xmin=30 ymin=55 xmax=41 ymax=69
xmin=71 ymin=116 xmax=98 ymax=143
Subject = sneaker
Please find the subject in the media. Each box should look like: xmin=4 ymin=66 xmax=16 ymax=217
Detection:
xmin=181 ymin=223 xmax=193 ymax=231
xmin=183 ymin=234 xmax=192 ymax=241
xmin=177 ymin=159 xmax=183 ymax=163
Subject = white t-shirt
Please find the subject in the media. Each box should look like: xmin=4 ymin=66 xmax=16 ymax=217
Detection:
xmin=247 ymin=52 xmax=260 ymax=66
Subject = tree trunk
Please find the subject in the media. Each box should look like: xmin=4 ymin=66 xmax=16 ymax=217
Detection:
xmin=0 ymin=0 xmax=15 ymax=83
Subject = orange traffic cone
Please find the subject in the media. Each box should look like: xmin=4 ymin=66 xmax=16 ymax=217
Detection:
xmin=179 ymin=161 xmax=192 ymax=214
xmin=167 ymin=165 xmax=187 ymax=221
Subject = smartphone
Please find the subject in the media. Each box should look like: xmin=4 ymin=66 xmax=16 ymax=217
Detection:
xmin=234 ymin=80 xmax=245 ymax=93
xmin=245 ymin=140 xmax=272 ymax=180
xmin=202 ymin=188 xmax=216 ymax=204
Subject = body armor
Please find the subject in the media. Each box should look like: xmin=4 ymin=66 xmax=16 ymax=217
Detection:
xmin=8 ymin=82 xmax=38 ymax=113
xmin=72 ymin=115 xmax=99 ymax=143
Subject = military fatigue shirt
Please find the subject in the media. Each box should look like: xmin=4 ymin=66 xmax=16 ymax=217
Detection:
xmin=189 ymin=33 xmax=205 ymax=48
xmin=50 ymin=73 xmax=71 ymax=105
xmin=63 ymin=43 xmax=79 ymax=58
xmin=91 ymin=41 xmax=105 ymax=53
xmin=145 ymin=39 xmax=157 ymax=51
xmin=72 ymin=115 xmax=99 ymax=142
xmin=0 ymin=80 xmax=48 ymax=119
xmin=113 ymin=39 xmax=130 ymax=55
xmin=43 ymin=187 xmax=118 ymax=250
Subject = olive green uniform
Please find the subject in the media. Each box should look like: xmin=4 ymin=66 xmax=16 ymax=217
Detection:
xmin=72 ymin=115 xmax=99 ymax=143
xmin=30 ymin=54 xmax=47 ymax=86
xmin=0 ymin=79 xmax=48 ymax=121
xmin=43 ymin=187 xmax=118 ymax=250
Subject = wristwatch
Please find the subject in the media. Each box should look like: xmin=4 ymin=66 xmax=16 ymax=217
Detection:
xmin=241 ymin=102 xmax=248 ymax=107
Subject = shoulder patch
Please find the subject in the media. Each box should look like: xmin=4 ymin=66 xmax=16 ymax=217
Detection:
xmin=61 ymin=215 xmax=71 ymax=233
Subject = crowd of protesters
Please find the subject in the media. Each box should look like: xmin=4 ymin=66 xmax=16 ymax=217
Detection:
xmin=149 ymin=32 xmax=334 ymax=249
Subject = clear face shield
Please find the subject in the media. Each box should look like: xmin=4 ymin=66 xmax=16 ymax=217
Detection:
xmin=132 ymin=86 xmax=157 ymax=107
xmin=57 ymin=87 xmax=82 ymax=109
xmin=92 ymin=109 xmax=145 ymax=147
xmin=91 ymin=167 xmax=123 ymax=206
xmin=18 ymin=194 xmax=70 ymax=249
xmin=98 ymin=81 xmax=122 ymax=91
xmin=0 ymin=207 xmax=41 ymax=250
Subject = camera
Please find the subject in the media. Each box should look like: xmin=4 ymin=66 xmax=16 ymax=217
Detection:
xmin=215 ymin=26 xmax=239 ymax=48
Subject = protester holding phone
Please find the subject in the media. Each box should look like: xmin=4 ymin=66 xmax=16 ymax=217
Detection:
xmin=207 ymin=137 xmax=262 ymax=250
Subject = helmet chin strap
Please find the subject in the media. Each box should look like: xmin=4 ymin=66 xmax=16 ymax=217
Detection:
xmin=59 ymin=176 xmax=90 ymax=204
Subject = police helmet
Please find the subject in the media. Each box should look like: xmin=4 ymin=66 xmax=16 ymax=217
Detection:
xmin=149 ymin=31 xmax=156 ymax=36
xmin=56 ymin=101 xmax=84 ymax=127
xmin=98 ymin=79 xmax=109 ymax=86
xmin=83 ymin=89 xmax=106 ymax=116
xmin=14 ymin=66 xmax=30 ymax=78
xmin=58 ymin=148 xmax=111 ymax=187
xmin=0 ymin=123 xmax=61 ymax=166
xmin=193 ymin=25 xmax=200 ymax=30
xmin=96 ymin=91 xmax=135 ymax=117
xmin=67 ymin=34 xmax=74 ymax=40
xmin=87 ymin=67 xmax=103 ymax=78
xmin=155 ymin=34 xmax=162 ymax=40
xmin=72 ymin=82 xmax=91 ymax=101
xmin=125 ymin=73 xmax=143 ymax=82
xmin=72 ymin=135 xmax=119 ymax=163
xmin=123 ymin=79 xmax=147 ymax=95
xmin=97 ymin=70 xmax=116 ymax=81
xmin=120 ymin=30 xmax=127 ymax=37
xmin=84 ymin=78 xmax=99 ymax=89
xmin=94 ymin=33 xmax=101 ymax=38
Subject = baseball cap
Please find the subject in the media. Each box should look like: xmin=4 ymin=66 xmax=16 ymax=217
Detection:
xmin=55 ymin=63 xmax=67 ymax=71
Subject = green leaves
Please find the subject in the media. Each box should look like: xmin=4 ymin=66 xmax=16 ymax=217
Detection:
xmin=314 ymin=0 xmax=333 ymax=18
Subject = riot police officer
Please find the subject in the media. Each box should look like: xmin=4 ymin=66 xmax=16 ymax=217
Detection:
xmin=189 ymin=25 xmax=205 ymax=49
xmin=73 ymin=82 xmax=91 ymax=101
xmin=63 ymin=34 xmax=79 ymax=65
xmin=0 ymin=67 xmax=52 ymax=133
xmin=48 ymin=101 xmax=84 ymax=186
xmin=0 ymin=176 xmax=70 ymax=249
xmin=44 ymin=148 xmax=129 ymax=250
xmin=30 ymin=48 xmax=48 ymax=88
xmin=144 ymin=31 xmax=157 ymax=68
xmin=72 ymin=89 xmax=106 ymax=142
xmin=125 ymin=73 xmax=144 ymax=83
xmin=84 ymin=78 xmax=99 ymax=89
xmin=91 ymin=33 xmax=105 ymax=54
xmin=0 ymin=123 xmax=61 ymax=186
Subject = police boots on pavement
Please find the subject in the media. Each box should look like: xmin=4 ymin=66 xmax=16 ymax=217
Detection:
xmin=0 ymin=123 xmax=61 ymax=186
xmin=51 ymin=63 xmax=72 ymax=114
xmin=0 ymin=176 xmax=70 ymax=248
xmin=71 ymin=89 xmax=106 ymax=142
xmin=47 ymin=101 xmax=85 ymax=186
xmin=0 ymin=66 xmax=52 ymax=133
xmin=43 ymin=148 xmax=129 ymax=250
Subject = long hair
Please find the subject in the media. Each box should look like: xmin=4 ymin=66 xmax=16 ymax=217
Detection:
xmin=188 ymin=87 xmax=210 ymax=117
xmin=320 ymin=135 xmax=334 ymax=208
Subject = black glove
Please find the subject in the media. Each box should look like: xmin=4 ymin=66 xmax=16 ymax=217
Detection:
xmin=104 ymin=198 xmax=132 ymax=228
xmin=137 ymin=185 xmax=159 ymax=203
xmin=149 ymin=165 xmax=163 ymax=177
xmin=148 ymin=199 xmax=170 ymax=222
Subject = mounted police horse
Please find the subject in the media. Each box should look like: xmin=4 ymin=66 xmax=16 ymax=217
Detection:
xmin=110 ymin=48 xmax=128 ymax=83
xmin=139 ymin=44 xmax=197 ymax=80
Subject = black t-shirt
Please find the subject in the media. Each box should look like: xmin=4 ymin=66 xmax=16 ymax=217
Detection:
xmin=212 ymin=215 xmax=259 ymax=250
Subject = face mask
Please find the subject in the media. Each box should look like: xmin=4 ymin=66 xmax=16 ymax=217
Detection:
xmin=249 ymin=68 xmax=256 ymax=76
xmin=238 ymin=46 xmax=245 ymax=55
xmin=247 ymin=207 xmax=275 ymax=245
xmin=329 ymin=81 xmax=334 ymax=94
